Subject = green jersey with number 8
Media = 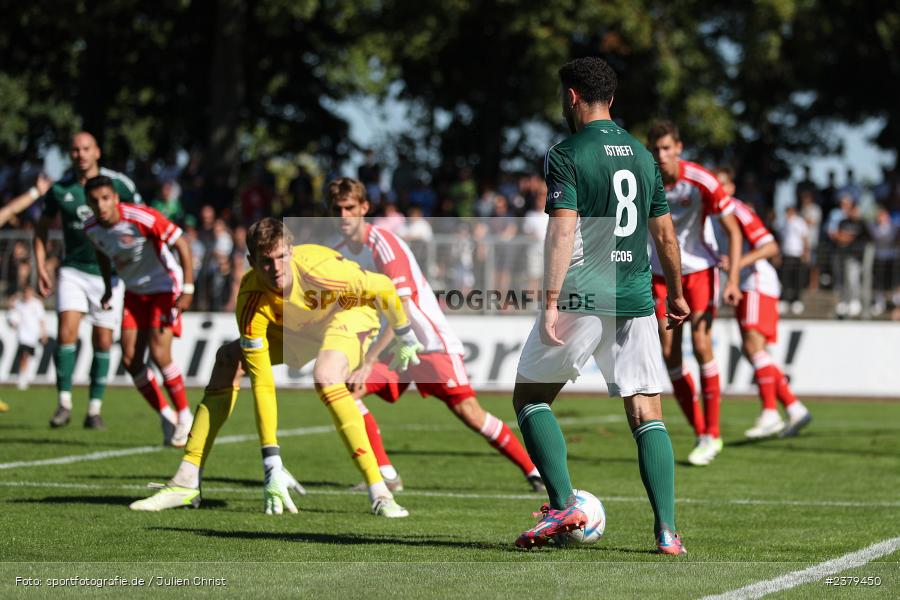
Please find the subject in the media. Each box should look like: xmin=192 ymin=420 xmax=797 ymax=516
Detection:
xmin=544 ymin=119 xmax=669 ymax=317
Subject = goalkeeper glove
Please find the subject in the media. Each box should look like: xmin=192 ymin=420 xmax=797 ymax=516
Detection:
xmin=262 ymin=454 xmax=299 ymax=515
xmin=389 ymin=326 xmax=424 ymax=373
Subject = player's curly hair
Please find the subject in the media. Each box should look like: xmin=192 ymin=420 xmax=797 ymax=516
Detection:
xmin=647 ymin=120 xmax=681 ymax=145
xmin=247 ymin=217 xmax=294 ymax=256
xmin=558 ymin=57 xmax=617 ymax=105
xmin=327 ymin=177 xmax=368 ymax=206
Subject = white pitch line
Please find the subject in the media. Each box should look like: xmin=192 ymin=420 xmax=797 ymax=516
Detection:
xmin=700 ymin=535 xmax=900 ymax=600
xmin=1 ymin=480 xmax=899 ymax=509
xmin=0 ymin=414 xmax=624 ymax=471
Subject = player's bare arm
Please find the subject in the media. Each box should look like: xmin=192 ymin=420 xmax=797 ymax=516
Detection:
xmin=34 ymin=214 xmax=55 ymax=298
xmin=541 ymin=208 xmax=578 ymax=346
xmin=96 ymin=251 xmax=113 ymax=310
xmin=719 ymin=212 xmax=744 ymax=305
xmin=649 ymin=213 xmax=689 ymax=329
xmin=738 ymin=240 xmax=779 ymax=270
xmin=171 ymin=235 xmax=194 ymax=313
xmin=0 ymin=173 xmax=51 ymax=228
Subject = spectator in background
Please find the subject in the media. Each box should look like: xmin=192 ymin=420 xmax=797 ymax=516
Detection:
xmin=372 ymin=200 xmax=406 ymax=234
xmin=7 ymin=285 xmax=47 ymax=390
xmin=225 ymin=225 xmax=248 ymax=312
xmin=796 ymin=165 xmax=819 ymax=203
xmin=408 ymin=177 xmax=437 ymax=216
xmin=151 ymin=180 xmax=185 ymax=225
xmin=450 ymin=168 xmax=476 ymax=218
xmin=799 ymin=189 xmax=822 ymax=290
xmin=3 ymin=240 xmax=31 ymax=297
xmin=839 ymin=168 xmax=863 ymax=205
xmin=240 ymin=168 xmax=273 ymax=224
xmin=401 ymin=206 xmax=433 ymax=242
xmin=821 ymin=170 xmax=839 ymax=216
xmin=209 ymin=219 xmax=234 ymax=310
xmin=391 ymin=152 xmax=416 ymax=206
xmin=475 ymin=183 xmax=499 ymax=218
xmin=869 ymin=205 xmax=898 ymax=316
xmin=358 ymin=149 xmax=382 ymax=206
xmin=779 ymin=205 xmax=809 ymax=314
xmin=872 ymin=166 xmax=894 ymax=205
xmin=522 ymin=190 xmax=548 ymax=296
xmin=832 ymin=203 xmax=870 ymax=318
xmin=488 ymin=195 xmax=518 ymax=302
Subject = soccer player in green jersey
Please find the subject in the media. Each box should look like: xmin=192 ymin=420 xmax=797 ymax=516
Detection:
xmin=34 ymin=132 xmax=141 ymax=430
xmin=512 ymin=57 xmax=691 ymax=554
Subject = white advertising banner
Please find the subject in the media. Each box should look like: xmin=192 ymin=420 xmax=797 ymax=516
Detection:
xmin=1 ymin=312 xmax=897 ymax=398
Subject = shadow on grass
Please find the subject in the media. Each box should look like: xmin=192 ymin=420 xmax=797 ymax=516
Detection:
xmin=151 ymin=526 xmax=513 ymax=551
xmin=0 ymin=437 xmax=96 ymax=447
xmin=9 ymin=495 xmax=227 ymax=509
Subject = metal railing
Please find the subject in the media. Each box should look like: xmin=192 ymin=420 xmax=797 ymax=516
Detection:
xmin=0 ymin=230 xmax=893 ymax=319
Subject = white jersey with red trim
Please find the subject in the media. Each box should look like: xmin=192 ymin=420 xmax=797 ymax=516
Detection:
xmin=650 ymin=160 xmax=734 ymax=276
xmin=85 ymin=203 xmax=184 ymax=295
xmin=732 ymin=199 xmax=781 ymax=298
xmin=334 ymin=224 xmax=464 ymax=355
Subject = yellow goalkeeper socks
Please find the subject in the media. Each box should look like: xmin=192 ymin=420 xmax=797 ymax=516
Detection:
xmin=183 ymin=387 xmax=238 ymax=468
xmin=320 ymin=384 xmax=384 ymax=489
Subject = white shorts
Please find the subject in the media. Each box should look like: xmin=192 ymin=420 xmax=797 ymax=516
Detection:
xmin=517 ymin=312 xmax=666 ymax=397
xmin=56 ymin=266 xmax=124 ymax=331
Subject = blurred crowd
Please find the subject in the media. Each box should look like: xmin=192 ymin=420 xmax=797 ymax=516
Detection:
xmin=1 ymin=150 xmax=899 ymax=318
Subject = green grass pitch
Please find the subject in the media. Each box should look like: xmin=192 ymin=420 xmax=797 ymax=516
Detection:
xmin=1 ymin=386 xmax=898 ymax=598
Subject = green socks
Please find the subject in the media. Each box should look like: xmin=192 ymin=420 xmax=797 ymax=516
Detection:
xmin=633 ymin=420 xmax=677 ymax=534
xmin=517 ymin=403 xmax=573 ymax=510
xmin=89 ymin=350 xmax=110 ymax=403
xmin=55 ymin=343 xmax=77 ymax=394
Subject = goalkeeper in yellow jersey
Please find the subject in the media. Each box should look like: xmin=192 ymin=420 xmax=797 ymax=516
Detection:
xmin=130 ymin=217 xmax=422 ymax=517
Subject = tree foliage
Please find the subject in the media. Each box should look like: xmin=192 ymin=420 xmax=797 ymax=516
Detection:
xmin=0 ymin=0 xmax=896 ymax=187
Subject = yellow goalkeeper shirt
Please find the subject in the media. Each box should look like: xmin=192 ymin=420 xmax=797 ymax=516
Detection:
xmin=236 ymin=243 xmax=410 ymax=411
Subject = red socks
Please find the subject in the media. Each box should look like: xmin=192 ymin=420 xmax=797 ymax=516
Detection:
xmin=480 ymin=413 xmax=537 ymax=476
xmin=161 ymin=363 xmax=189 ymax=412
xmin=133 ymin=368 xmax=169 ymax=413
xmin=700 ymin=361 xmax=721 ymax=439
xmin=357 ymin=399 xmax=392 ymax=468
xmin=668 ymin=366 xmax=706 ymax=436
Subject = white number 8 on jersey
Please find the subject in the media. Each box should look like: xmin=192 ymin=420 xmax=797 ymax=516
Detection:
xmin=613 ymin=169 xmax=637 ymax=238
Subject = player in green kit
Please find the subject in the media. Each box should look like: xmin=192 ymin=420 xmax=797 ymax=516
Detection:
xmin=512 ymin=58 xmax=691 ymax=554
xmin=34 ymin=132 xmax=141 ymax=430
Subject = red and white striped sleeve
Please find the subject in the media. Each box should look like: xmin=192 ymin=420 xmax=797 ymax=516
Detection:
xmin=120 ymin=204 xmax=183 ymax=245
xmin=732 ymin=199 xmax=774 ymax=248
xmin=682 ymin=161 xmax=734 ymax=216
xmin=367 ymin=226 xmax=418 ymax=298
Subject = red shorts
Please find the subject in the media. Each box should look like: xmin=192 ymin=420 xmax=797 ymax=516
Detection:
xmin=737 ymin=291 xmax=778 ymax=343
xmin=365 ymin=353 xmax=474 ymax=407
xmin=122 ymin=291 xmax=182 ymax=337
xmin=653 ymin=267 xmax=719 ymax=320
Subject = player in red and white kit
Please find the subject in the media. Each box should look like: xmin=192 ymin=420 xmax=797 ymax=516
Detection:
xmin=715 ymin=169 xmax=812 ymax=439
xmin=329 ymin=178 xmax=544 ymax=492
xmin=647 ymin=121 xmax=744 ymax=466
xmin=83 ymin=175 xmax=195 ymax=447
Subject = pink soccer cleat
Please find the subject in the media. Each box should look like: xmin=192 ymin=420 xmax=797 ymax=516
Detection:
xmin=515 ymin=503 xmax=587 ymax=549
xmin=656 ymin=529 xmax=687 ymax=555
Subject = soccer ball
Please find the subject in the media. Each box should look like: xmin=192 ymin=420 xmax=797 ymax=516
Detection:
xmin=555 ymin=489 xmax=606 ymax=546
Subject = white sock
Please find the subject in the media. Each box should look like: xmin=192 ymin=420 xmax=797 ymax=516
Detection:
xmin=368 ymin=481 xmax=390 ymax=503
xmin=87 ymin=399 xmax=102 ymax=417
xmin=379 ymin=465 xmax=398 ymax=480
xmin=171 ymin=460 xmax=201 ymax=489
xmin=58 ymin=391 xmax=73 ymax=410
xmin=178 ymin=407 xmax=193 ymax=423
xmin=786 ymin=401 xmax=808 ymax=420
xmin=160 ymin=406 xmax=177 ymax=425
xmin=527 ymin=467 xmax=540 ymax=479
xmin=761 ymin=408 xmax=780 ymax=419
